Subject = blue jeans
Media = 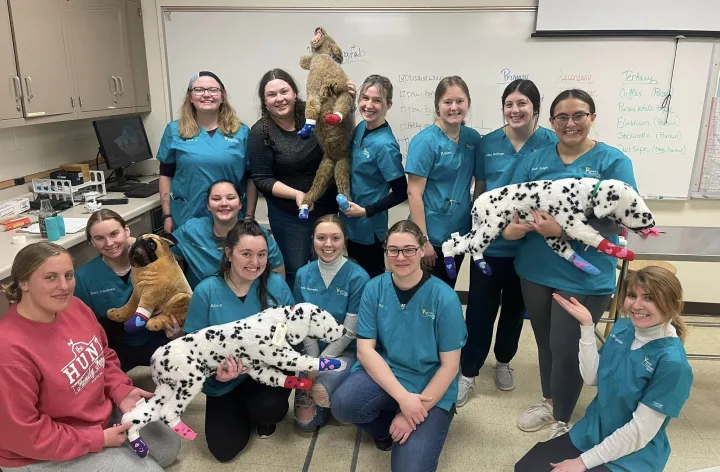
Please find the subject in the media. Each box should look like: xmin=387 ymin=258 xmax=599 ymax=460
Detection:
xmin=266 ymin=199 xmax=317 ymax=290
xmin=296 ymin=354 xmax=356 ymax=431
xmin=331 ymin=370 xmax=454 ymax=472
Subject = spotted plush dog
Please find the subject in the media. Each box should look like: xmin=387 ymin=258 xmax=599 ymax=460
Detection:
xmin=122 ymin=303 xmax=347 ymax=458
xmin=442 ymin=178 xmax=658 ymax=278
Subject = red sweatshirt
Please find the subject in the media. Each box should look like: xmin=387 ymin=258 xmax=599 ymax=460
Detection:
xmin=0 ymin=297 xmax=134 ymax=467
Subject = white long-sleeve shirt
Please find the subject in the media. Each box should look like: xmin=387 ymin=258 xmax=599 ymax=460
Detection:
xmin=578 ymin=322 xmax=677 ymax=469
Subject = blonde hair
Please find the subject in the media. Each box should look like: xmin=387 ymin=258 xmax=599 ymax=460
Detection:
xmin=178 ymin=86 xmax=242 ymax=139
xmin=359 ymin=75 xmax=394 ymax=109
xmin=3 ymin=242 xmax=68 ymax=304
xmin=620 ymin=266 xmax=687 ymax=343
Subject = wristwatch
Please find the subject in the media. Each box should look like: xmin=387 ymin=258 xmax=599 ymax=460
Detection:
xmin=162 ymin=213 xmax=172 ymax=221
xmin=421 ymin=234 xmax=429 ymax=244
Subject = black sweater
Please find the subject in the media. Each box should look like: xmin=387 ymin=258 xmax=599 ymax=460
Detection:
xmin=249 ymin=117 xmax=338 ymax=217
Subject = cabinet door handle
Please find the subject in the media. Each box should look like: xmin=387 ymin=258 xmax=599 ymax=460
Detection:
xmin=71 ymin=96 xmax=75 ymax=108
xmin=117 ymin=76 xmax=124 ymax=95
xmin=12 ymin=76 xmax=22 ymax=100
xmin=24 ymin=76 xmax=33 ymax=99
xmin=110 ymin=76 xmax=118 ymax=96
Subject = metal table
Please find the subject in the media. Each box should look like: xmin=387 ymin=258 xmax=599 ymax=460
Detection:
xmin=600 ymin=226 xmax=720 ymax=360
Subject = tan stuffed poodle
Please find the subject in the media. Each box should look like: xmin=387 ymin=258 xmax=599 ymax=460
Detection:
xmin=297 ymin=26 xmax=354 ymax=218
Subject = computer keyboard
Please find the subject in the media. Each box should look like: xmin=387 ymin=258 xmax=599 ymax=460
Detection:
xmin=124 ymin=179 xmax=160 ymax=198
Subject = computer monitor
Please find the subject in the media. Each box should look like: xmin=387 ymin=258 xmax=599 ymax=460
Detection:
xmin=92 ymin=115 xmax=153 ymax=192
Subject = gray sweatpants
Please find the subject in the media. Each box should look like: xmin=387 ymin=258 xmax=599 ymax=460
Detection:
xmin=520 ymin=279 xmax=611 ymax=423
xmin=4 ymin=406 xmax=181 ymax=472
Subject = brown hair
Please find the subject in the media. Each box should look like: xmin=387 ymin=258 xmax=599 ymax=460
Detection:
xmin=386 ymin=220 xmax=424 ymax=247
xmin=313 ymin=214 xmax=347 ymax=239
xmin=257 ymin=69 xmax=306 ymax=147
xmin=3 ymin=242 xmax=68 ymax=304
xmin=219 ymin=220 xmax=277 ymax=310
xmin=86 ymin=209 xmax=127 ymax=242
xmin=620 ymin=266 xmax=687 ymax=343
xmin=434 ymin=76 xmax=471 ymax=118
xmin=178 ymin=79 xmax=241 ymax=139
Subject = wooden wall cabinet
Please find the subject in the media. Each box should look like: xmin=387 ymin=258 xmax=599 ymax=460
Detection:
xmin=0 ymin=0 xmax=151 ymax=129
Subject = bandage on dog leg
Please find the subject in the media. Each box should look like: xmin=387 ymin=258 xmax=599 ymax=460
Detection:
xmin=285 ymin=376 xmax=313 ymax=390
xmin=597 ymin=239 xmax=635 ymax=261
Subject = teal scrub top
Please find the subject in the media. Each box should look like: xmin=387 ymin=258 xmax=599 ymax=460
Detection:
xmin=172 ymin=216 xmax=284 ymax=289
xmin=74 ymin=256 xmax=154 ymax=347
xmin=405 ymin=124 xmax=481 ymax=247
xmin=353 ymin=273 xmax=467 ymax=412
xmin=341 ymin=122 xmax=405 ymax=245
xmin=570 ymin=319 xmax=693 ymax=472
xmin=183 ymin=273 xmax=294 ymax=396
xmin=510 ymin=142 xmax=638 ymax=295
xmin=293 ymin=259 xmax=370 ymax=351
xmin=157 ymin=120 xmax=250 ymax=228
xmin=475 ymin=126 xmax=558 ymax=257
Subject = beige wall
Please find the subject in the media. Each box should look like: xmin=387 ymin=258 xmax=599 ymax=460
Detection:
xmin=140 ymin=0 xmax=720 ymax=303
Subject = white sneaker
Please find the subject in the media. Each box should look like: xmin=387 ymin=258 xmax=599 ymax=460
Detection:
xmin=494 ymin=363 xmax=516 ymax=391
xmin=548 ymin=421 xmax=570 ymax=440
xmin=517 ymin=399 xmax=554 ymax=432
xmin=456 ymin=375 xmax=475 ymax=407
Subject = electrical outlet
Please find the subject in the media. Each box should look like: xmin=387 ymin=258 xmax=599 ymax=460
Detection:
xmin=14 ymin=177 xmax=25 ymax=185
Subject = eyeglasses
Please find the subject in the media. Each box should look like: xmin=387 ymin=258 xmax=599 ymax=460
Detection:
xmin=385 ymin=246 xmax=420 ymax=257
xmin=191 ymin=87 xmax=222 ymax=96
xmin=551 ymin=112 xmax=592 ymax=125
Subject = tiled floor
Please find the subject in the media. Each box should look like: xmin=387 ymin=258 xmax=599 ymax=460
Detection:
xmin=128 ymin=315 xmax=720 ymax=472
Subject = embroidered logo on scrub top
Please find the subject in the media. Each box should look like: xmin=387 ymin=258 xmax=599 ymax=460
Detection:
xmin=584 ymin=167 xmax=601 ymax=178
xmin=335 ymin=287 xmax=349 ymax=297
xmin=210 ymin=303 xmax=223 ymax=308
xmin=421 ymin=307 xmax=435 ymax=320
xmin=642 ymin=356 xmax=655 ymax=373
xmin=465 ymin=143 xmax=475 ymax=150
xmin=652 ymin=401 xmax=664 ymax=410
xmin=362 ymin=148 xmax=370 ymax=159
xmin=224 ymin=137 xmax=239 ymax=143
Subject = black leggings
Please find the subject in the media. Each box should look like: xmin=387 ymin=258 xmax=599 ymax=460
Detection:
xmin=347 ymin=236 xmax=386 ymax=278
xmin=515 ymin=433 xmax=611 ymax=471
xmin=99 ymin=317 xmax=169 ymax=373
xmin=205 ymin=378 xmax=291 ymax=462
xmin=430 ymin=245 xmax=464 ymax=289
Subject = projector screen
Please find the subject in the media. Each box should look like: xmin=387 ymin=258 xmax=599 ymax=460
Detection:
xmin=535 ymin=0 xmax=720 ymax=37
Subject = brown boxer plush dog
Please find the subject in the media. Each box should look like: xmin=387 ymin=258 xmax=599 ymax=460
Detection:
xmin=107 ymin=233 xmax=191 ymax=333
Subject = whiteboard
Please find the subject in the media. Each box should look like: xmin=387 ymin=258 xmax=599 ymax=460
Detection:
xmin=161 ymin=8 xmax=716 ymax=199
xmin=536 ymin=0 xmax=720 ymax=35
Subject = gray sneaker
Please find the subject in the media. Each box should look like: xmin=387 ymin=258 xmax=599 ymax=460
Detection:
xmin=517 ymin=399 xmax=554 ymax=432
xmin=548 ymin=421 xmax=571 ymax=440
xmin=494 ymin=363 xmax=516 ymax=391
xmin=456 ymin=375 xmax=475 ymax=407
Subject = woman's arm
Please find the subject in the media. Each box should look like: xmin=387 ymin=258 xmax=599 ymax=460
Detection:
xmin=249 ymin=126 xmax=303 ymax=201
xmin=0 ymin=363 xmax=105 ymax=461
xmin=580 ymin=404 xmax=666 ymax=469
xmin=356 ymin=176 xmax=408 ymax=218
xmin=420 ymin=349 xmax=461 ymax=410
xmin=579 ymin=324 xmax=600 ymax=385
xmin=245 ymin=179 xmax=258 ymax=219
xmin=159 ymin=176 xmax=172 ymax=216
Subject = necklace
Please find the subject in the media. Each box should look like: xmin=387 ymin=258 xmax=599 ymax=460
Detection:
xmin=103 ymin=256 xmax=131 ymax=276
xmin=438 ymin=123 xmax=460 ymax=142
xmin=227 ymin=274 xmax=249 ymax=296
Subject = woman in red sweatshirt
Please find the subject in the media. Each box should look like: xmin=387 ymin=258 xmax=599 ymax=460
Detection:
xmin=0 ymin=242 xmax=181 ymax=471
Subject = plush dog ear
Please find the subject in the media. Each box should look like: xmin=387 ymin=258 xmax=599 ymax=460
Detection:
xmin=592 ymin=180 xmax=625 ymax=219
xmin=160 ymin=233 xmax=178 ymax=247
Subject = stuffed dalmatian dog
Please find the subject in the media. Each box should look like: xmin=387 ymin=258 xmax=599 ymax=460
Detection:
xmin=442 ymin=178 xmax=658 ymax=278
xmin=122 ymin=303 xmax=347 ymax=458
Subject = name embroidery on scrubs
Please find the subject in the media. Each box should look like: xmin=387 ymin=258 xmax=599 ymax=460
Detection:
xmin=440 ymin=151 xmax=453 ymax=156
xmin=421 ymin=307 xmax=435 ymax=320
xmin=487 ymin=152 xmax=504 ymax=157
xmin=302 ymin=286 xmax=319 ymax=292
xmin=224 ymin=137 xmax=239 ymax=143
xmin=210 ymin=303 xmax=222 ymax=308
xmin=89 ymin=288 xmax=116 ymax=296
xmin=642 ymin=356 xmax=655 ymax=373
xmin=652 ymin=401 xmax=664 ymax=410
xmin=609 ymin=333 xmax=624 ymax=344
xmin=335 ymin=287 xmax=349 ymax=297
xmin=362 ymin=148 xmax=370 ymax=159
xmin=531 ymin=166 xmax=549 ymax=171
xmin=185 ymin=138 xmax=199 ymax=142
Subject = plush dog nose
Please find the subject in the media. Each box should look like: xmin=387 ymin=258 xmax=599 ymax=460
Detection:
xmin=341 ymin=327 xmax=347 ymax=336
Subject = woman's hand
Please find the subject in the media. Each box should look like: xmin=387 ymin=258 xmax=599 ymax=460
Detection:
xmin=551 ymin=457 xmax=588 ymax=472
xmin=163 ymin=218 xmax=174 ymax=234
xmin=529 ymin=211 xmax=563 ymax=238
xmin=398 ymin=392 xmax=432 ymax=427
xmin=390 ymin=412 xmax=414 ymax=444
xmin=347 ymin=79 xmax=357 ymax=100
xmin=553 ymin=294 xmax=594 ymax=326
xmin=503 ymin=216 xmax=535 ymax=241
xmin=162 ymin=315 xmax=183 ymax=339
xmin=421 ymin=241 xmax=436 ymax=268
xmin=118 ymin=388 xmax=153 ymax=414
xmin=343 ymin=201 xmax=367 ymax=218
xmin=216 ymin=356 xmax=250 ymax=382
xmin=295 ymin=190 xmax=308 ymax=210
xmin=103 ymin=423 xmax=132 ymax=448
